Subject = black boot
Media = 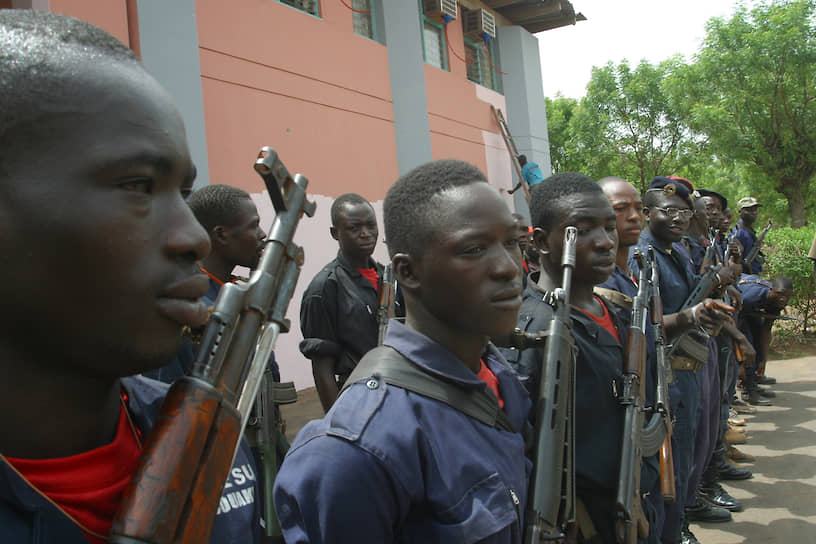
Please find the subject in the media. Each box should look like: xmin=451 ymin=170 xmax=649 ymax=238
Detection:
xmin=744 ymin=375 xmax=772 ymax=406
xmin=700 ymin=481 xmax=743 ymax=511
xmin=686 ymin=493 xmax=732 ymax=522
xmin=680 ymin=520 xmax=701 ymax=544
xmin=717 ymin=457 xmax=753 ymax=481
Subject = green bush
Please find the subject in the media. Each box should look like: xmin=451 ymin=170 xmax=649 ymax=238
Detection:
xmin=762 ymin=226 xmax=816 ymax=334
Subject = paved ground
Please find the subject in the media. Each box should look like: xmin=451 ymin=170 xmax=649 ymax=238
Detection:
xmin=279 ymin=355 xmax=816 ymax=543
xmin=690 ymin=355 xmax=816 ymax=544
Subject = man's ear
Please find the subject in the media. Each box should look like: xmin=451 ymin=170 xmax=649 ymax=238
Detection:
xmin=532 ymin=227 xmax=552 ymax=256
xmin=211 ymin=225 xmax=228 ymax=248
xmin=330 ymin=225 xmax=339 ymax=241
xmin=392 ymin=253 xmax=420 ymax=292
xmin=643 ymin=207 xmax=651 ymax=224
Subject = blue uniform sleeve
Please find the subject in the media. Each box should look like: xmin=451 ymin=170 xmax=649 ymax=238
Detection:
xmin=274 ymin=436 xmax=405 ymax=543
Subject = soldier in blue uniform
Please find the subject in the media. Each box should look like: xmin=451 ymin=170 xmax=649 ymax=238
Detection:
xmin=503 ymin=173 xmax=660 ymax=543
xmin=274 ymin=160 xmax=531 ymax=543
xmin=738 ymin=275 xmax=793 ymax=404
xmin=629 ymin=178 xmax=732 ymax=544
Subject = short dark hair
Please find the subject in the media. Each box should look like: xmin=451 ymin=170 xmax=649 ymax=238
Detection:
xmin=187 ymin=184 xmax=253 ymax=233
xmin=330 ymin=193 xmax=371 ymax=227
xmin=529 ymin=172 xmax=601 ymax=232
xmin=384 ymin=159 xmax=487 ymax=258
xmin=0 ymin=11 xmax=139 ymax=175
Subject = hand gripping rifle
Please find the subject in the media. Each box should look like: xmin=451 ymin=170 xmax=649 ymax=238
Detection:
xmin=110 ymin=148 xmax=316 ymax=544
xmin=524 ymin=226 xmax=577 ymax=543
xmin=614 ymin=251 xmax=650 ymax=543
xmin=646 ymin=248 xmax=675 ymax=504
xmin=744 ymin=220 xmax=772 ymax=267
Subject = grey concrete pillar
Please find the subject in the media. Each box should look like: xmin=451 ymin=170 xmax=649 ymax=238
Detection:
xmin=382 ymin=0 xmax=432 ymax=174
xmin=497 ymin=25 xmax=551 ymax=214
xmin=137 ymin=0 xmax=210 ymax=188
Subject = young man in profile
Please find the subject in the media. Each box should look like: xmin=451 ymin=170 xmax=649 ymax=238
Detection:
xmin=0 ymin=10 xmax=260 ymax=543
xmin=299 ymin=193 xmax=384 ymax=412
xmin=146 ymin=184 xmax=272 ymax=383
xmin=275 ymin=160 xmax=531 ymax=543
xmin=505 ymin=173 xmax=663 ymax=543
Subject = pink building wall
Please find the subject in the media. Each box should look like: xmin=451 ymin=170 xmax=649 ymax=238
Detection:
xmin=35 ymin=0 xmax=514 ymax=391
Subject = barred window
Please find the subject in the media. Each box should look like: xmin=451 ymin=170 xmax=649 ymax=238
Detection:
xmin=422 ymin=19 xmax=447 ymax=70
xmin=278 ymin=0 xmax=319 ymax=16
xmin=464 ymin=38 xmax=498 ymax=92
xmin=352 ymin=0 xmax=375 ymax=40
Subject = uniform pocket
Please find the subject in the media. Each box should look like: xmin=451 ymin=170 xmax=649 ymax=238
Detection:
xmin=427 ymin=472 xmax=520 ymax=543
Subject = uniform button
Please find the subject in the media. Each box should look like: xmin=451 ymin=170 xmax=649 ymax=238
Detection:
xmin=366 ymin=379 xmax=379 ymax=390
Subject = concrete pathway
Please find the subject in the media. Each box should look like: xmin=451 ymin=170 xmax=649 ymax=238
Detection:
xmin=690 ymin=355 xmax=816 ymax=543
xmin=279 ymin=355 xmax=816 ymax=543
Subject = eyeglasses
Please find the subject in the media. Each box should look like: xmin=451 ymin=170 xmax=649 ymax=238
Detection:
xmin=653 ymin=207 xmax=694 ymax=219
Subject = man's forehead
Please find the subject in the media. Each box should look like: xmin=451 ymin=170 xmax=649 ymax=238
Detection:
xmin=603 ymin=180 xmax=640 ymax=202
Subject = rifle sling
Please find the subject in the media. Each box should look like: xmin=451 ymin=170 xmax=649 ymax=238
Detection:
xmin=341 ymin=345 xmax=517 ymax=434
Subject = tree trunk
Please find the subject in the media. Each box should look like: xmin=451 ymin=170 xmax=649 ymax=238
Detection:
xmin=780 ymin=176 xmax=807 ymax=228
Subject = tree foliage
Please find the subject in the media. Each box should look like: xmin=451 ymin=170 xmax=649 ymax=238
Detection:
xmin=763 ymin=226 xmax=816 ymax=332
xmin=676 ymin=0 xmax=816 ymax=227
xmin=544 ymin=1 xmax=816 ymax=228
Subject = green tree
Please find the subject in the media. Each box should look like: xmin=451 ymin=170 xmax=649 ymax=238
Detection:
xmin=679 ymin=0 xmax=816 ymax=228
xmin=572 ymin=58 xmax=704 ymax=192
xmin=544 ymin=95 xmax=582 ymax=173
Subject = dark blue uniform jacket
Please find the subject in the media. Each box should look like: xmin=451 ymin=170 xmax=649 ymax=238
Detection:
xmin=0 ymin=376 xmax=262 ymax=543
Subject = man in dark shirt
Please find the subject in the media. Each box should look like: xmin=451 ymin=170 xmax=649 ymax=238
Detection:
xmin=738 ymin=275 xmax=793 ymax=404
xmin=629 ymin=178 xmax=732 ymax=544
xmin=275 ymin=159 xmax=530 ymax=543
xmin=299 ymin=193 xmax=384 ymax=411
xmin=597 ymin=176 xmax=666 ymax=540
xmin=145 ymin=184 xmax=273 ymax=383
xmin=734 ymin=197 xmax=764 ymax=275
xmin=505 ymin=172 xmax=660 ymax=543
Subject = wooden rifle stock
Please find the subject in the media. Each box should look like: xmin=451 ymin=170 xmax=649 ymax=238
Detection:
xmin=659 ymin=436 xmax=676 ymax=503
xmin=614 ymin=251 xmax=650 ymax=544
xmin=110 ymin=148 xmax=315 ymax=544
xmin=646 ymin=247 xmax=676 ymax=504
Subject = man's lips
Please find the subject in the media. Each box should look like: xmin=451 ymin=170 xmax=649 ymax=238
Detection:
xmin=491 ymin=287 xmax=522 ymax=304
xmin=156 ymin=274 xmax=211 ymax=328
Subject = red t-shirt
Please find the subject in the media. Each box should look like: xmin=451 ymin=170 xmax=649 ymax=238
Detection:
xmin=358 ymin=267 xmax=380 ymax=290
xmin=5 ymin=398 xmax=142 ymax=543
xmin=477 ymin=360 xmax=505 ymax=409
xmin=576 ymin=296 xmax=621 ymax=343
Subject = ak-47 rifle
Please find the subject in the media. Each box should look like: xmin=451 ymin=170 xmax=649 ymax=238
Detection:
xmin=377 ymin=263 xmax=395 ymax=345
xmin=744 ymin=220 xmax=772 ymax=267
xmin=647 ymin=248 xmax=675 ymax=503
xmin=614 ymin=250 xmax=651 ymax=544
xmin=110 ymin=148 xmax=315 ymax=544
xmin=247 ymin=370 xmax=298 ymax=538
xmin=524 ymin=226 xmax=577 ymax=543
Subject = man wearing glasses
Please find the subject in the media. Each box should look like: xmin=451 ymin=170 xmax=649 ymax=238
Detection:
xmin=630 ymin=177 xmax=732 ymax=544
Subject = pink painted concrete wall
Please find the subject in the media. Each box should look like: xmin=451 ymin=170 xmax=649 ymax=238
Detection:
xmin=49 ymin=0 xmax=130 ymax=45
xmin=36 ymin=0 xmax=514 ymax=392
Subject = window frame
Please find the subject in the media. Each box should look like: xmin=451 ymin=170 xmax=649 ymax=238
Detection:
xmin=275 ymin=0 xmax=321 ymax=18
xmin=419 ymin=11 xmax=449 ymax=71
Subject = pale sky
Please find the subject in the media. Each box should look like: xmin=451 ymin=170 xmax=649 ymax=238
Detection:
xmin=536 ymin=0 xmax=752 ymax=99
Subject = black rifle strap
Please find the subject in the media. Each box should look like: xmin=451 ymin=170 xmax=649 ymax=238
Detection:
xmin=341 ymin=345 xmax=517 ymax=434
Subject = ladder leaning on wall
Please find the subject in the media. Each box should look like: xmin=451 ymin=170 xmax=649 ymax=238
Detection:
xmin=491 ymin=105 xmax=531 ymax=204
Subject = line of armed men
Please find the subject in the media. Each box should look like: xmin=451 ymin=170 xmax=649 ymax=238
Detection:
xmin=148 ymin=169 xmax=803 ymax=544
xmin=8 ymin=10 xmax=816 ymax=544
